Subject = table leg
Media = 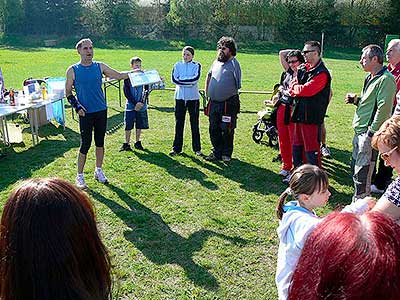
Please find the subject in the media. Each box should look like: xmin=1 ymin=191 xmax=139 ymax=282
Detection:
xmin=118 ymin=80 xmax=121 ymax=107
xmin=28 ymin=108 xmax=36 ymax=146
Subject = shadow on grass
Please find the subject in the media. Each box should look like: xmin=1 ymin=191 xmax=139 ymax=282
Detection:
xmin=134 ymin=150 xmax=219 ymax=191
xmin=148 ymin=105 xmax=175 ymax=113
xmin=0 ymin=125 xmax=79 ymax=190
xmin=322 ymin=147 xmax=353 ymax=187
xmin=185 ymin=154 xmax=282 ymax=196
xmin=106 ymin=109 xmax=125 ymax=135
xmin=89 ymin=185 xmax=247 ymax=290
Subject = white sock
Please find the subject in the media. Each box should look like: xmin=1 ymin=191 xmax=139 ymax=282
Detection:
xmin=95 ymin=167 xmax=102 ymax=172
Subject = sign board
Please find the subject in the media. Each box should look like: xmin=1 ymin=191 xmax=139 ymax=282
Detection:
xmin=128 ymin=70 xmax=161 ymax=87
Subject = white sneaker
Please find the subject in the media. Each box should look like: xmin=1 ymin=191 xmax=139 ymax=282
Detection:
xmin=371 ymin=184 xmax=384 ymax=194
xmin=76 ymin=174 xmax=88 ymax=189
xmin=279 ymin=169 xmax=290 ymax=177
xmin=94 ymin=168 xmax=108 ymax=184
xmin=195 ymin=151 xmax=203 ymax=156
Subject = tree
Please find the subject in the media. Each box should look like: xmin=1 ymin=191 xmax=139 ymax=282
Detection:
xmin=3 ymin=0 xmax=24 ymax=34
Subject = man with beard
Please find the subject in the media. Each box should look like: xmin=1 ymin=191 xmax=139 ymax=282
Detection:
xmin=204 ymin=36 xmax=241 ymax=162
xmin=65 ymin=38 xmax=130 ymax=189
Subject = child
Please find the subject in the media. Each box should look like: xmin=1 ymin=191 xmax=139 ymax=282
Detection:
xmin=275 ymin=164 xmax=373 ymax=300
xmin=120 ymin=57 xmax=149 ymax=151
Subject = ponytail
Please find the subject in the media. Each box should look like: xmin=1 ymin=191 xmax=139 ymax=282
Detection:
xmin=276 ymin=187 xmax=292 ymax=220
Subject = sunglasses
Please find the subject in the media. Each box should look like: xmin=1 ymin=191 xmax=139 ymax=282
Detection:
xmin=380 ymin=146 xmax=398 ymax=161
xmin=218 ymin=46 xmax=228 ymax=51
xmin=288 ymin=60 xmax=299 ymax=64
xmin=302 ymin=50 xmax=316 ymax=54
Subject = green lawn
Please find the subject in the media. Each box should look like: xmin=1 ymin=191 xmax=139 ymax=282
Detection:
xmin=0 ymin=44 xmax=365 ymax=299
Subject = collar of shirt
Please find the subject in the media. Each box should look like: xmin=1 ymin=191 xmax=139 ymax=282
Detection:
xmin=388 ymin=62 xmax=400 ymax=77
xmin=305 ymin=59 xmax=323 ymax=72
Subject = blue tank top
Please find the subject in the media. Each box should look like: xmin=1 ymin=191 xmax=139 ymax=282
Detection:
xmin=72 ymin=62 xmax=107 ymax=113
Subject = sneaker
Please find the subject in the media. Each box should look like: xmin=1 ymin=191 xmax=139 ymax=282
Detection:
xmin=195 ymin=151 xmax=203 ymax=156
xmin=320 ymin=145 xmax=331 ymax=158
xmin=371 ymin=184 xmax=384 ymax=194
xmin=76 ymin=174 xmax=88 ymax=189
xmin=279 ymin=169 xmax=290 ymax=177
xmin=94 ymin=168 xmax=108 ymax=184
xmin=134 ymin=141 xmax=144 ymax=150
xmin=282 ymin=174 xmax=291 ymax=185
xmin=169 ymin=150 xmax=180 ymax=156
xmin=205 ymin=152 xmax=220 ymax=161
xmin=222 ymin=155 xmax=231 ymax=162
xmin=120 ymin=143 xmax=132 ymax=151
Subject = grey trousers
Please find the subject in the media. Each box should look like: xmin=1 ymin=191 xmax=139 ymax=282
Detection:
xmin=351 ymin=132 xmax=378 ymax=201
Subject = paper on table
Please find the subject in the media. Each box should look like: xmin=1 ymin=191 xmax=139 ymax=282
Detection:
xmin=128 ymin=70 xmax=161 ymax=87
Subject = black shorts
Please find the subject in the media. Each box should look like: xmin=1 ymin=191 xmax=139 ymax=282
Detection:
xmin=79 ymin=109 xmax=107 ymax=154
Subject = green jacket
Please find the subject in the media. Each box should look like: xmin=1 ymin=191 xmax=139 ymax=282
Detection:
xmin=353 ymin=67 xmax=396 ymax=134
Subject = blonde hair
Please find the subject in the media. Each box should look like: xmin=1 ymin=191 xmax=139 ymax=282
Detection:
xmin=276 ymin=165 xmax=329 ymax=219
xmin=371 ymin=115 xmax=400 ymax=150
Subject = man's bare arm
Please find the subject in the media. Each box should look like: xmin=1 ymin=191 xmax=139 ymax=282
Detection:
xmin=101 ymin=63 xmax=129 ymax=80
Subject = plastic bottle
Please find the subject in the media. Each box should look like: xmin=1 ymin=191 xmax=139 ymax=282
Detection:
xmin=41 ymin=85 xmax=48 ymax=100
xmin=9 ymin=88 xmax=15 ymax=106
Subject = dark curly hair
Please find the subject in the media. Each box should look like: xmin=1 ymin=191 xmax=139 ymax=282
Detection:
xmin=217 ymin=36 xmax=237 ymax=56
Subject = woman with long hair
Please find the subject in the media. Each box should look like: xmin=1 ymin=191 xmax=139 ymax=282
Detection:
xmin=0 ymin=178 xmax=112 ymax=300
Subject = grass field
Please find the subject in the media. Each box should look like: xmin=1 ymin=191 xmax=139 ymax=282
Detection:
xmin=0 ymin=42 xmax=365 ymax=299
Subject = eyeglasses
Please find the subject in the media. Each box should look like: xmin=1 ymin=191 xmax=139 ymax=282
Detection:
xmin=302 ymin=50 xmax=316 ymax=55
xmin=380 ymin=146 xmax=398 ymax=161
xmin=288 ymin=60 xmax=299 ymax=64
xmin=218 ymin=46 xmax=227 ymax=51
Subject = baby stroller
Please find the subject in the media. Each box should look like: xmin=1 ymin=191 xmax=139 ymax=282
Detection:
xmin=252 ymin=84 xmax=279 ymax=147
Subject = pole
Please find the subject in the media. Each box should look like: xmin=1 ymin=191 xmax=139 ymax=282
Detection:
xmin=321 ymin=31 xmax=325 ymax=58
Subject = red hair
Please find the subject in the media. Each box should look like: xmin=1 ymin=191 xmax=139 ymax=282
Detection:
xmin=289 ymin=211 xmax=400 ymax=300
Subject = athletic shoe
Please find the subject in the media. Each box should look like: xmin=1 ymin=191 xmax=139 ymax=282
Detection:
xmin=279 ymin=169 xmax=290 ymax=177
xmin=320 ymin=145 xmax=331 ymax=158
xmin=120 ymin=143 xmax=132 ymax=151
xmin=169 ymin=150 xmax=180 ymax=156
xmin=195 ymin=151 xmax=203 ymax=156
xmin=94 ymin=169 xmax=108 ymax=184
xmin=205 ymin=152 xmax=220 ymax=161
xmin=134 ymin=141 xmax=144 ymax=150
xmin=371 ymin=184 xmax=384 ymax=194
xmin=222 ymin=155 xmax=231 ymax=162
xmin=282 ymin=174 xmax=291 ymax=185
xmin=76 ymin=174 xmax=88 ymax=189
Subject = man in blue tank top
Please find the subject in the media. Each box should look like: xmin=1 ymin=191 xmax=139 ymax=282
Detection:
xmin=65 ymin=38 xmax=130 ymax=189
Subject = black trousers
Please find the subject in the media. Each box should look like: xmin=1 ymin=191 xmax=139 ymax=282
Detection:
xmin=172 ymin=99 xmax=201 ymax=153
xmin=209 ymin=95 xmax=240 ymax=158
xmin=372 ymin=156 xmax=393 ymax=190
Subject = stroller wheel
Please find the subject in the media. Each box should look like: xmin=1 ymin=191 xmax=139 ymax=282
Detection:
xmin=268 ymin=128 xmax=279 ymax=147
xmin=252 ymin=130 xmax=264 ymax=143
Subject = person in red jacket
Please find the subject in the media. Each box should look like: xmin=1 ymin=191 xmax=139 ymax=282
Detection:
xmin=289 ymin=41 xmax=331 ymax=167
